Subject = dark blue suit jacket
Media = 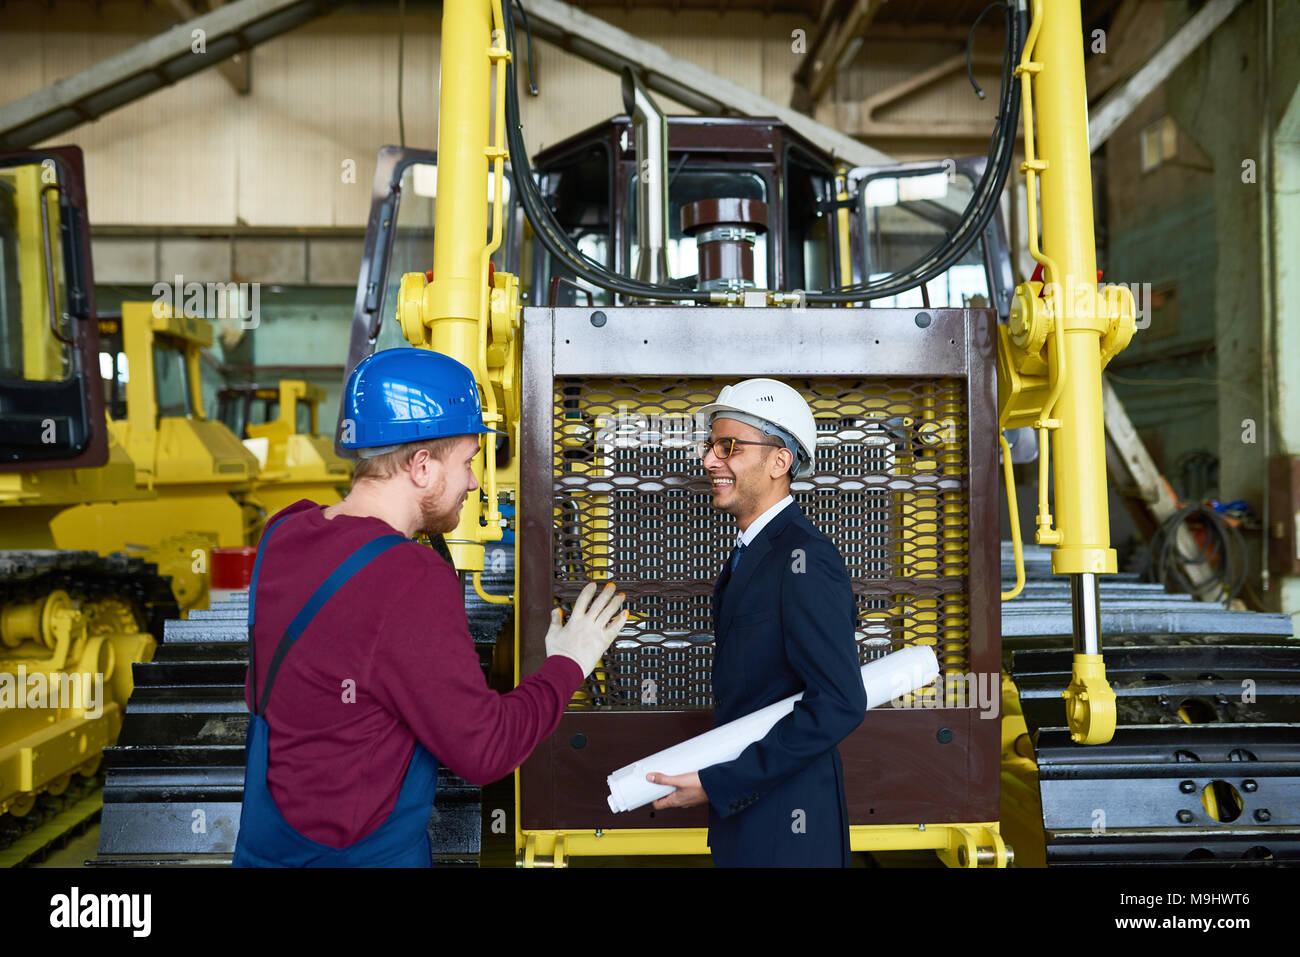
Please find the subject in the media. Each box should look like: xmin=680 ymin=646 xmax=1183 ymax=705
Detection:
xmin=697 ymin=501 xmax=867 ymax=867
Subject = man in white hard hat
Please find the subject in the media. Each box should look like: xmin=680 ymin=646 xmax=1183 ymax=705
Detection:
xmin=646 ymin=378 xmax=867 ymax=866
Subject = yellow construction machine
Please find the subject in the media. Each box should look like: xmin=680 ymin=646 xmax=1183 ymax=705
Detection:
xmin=47 ymin=301 xmax=260 ymax=613
xmin=217 ymin=380 xmax=352 ymax=518
xmin=96 ymin=0 xmax=1300 ymax=866
xmin=0 ymin=155 xmax=342 ymax=856
xmin=408 ymin=0 xmax=1084 ymax=866
xmin=13 ymin=297 xmax=351 ymax=617
xmin=0 ymin=151 xmax=178 ymax=852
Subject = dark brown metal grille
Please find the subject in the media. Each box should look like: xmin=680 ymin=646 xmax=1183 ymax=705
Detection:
xmin=553 ymin=375 xmax=970 ymax=710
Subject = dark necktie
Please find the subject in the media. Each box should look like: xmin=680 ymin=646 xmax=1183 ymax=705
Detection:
xmin=730 ymin=542 xmax=745 ymax=572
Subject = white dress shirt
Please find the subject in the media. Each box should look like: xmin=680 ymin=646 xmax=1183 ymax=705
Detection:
xmin=736 ymin=494 xmax=794 ymax=548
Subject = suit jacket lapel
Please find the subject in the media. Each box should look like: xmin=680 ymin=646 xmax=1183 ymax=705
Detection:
xmin=712 ymin=556 xmax=732 ymax=630
xmin=715 ymin=502 xmax=802 ymax=638
xmin=717 ymin=534 xmax=772 ymax=638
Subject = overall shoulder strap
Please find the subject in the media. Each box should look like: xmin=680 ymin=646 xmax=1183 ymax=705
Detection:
xmin=254 ymin=532 xmax=408 ymax=716
xmin=247 ymin=512 xmax=298 ymax=712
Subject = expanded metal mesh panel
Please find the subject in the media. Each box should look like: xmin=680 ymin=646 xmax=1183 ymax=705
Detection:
xmin=553 ymin=375 xmax=970 ymax=710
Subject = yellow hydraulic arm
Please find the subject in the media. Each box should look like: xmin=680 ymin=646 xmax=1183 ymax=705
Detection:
xmin=394 ymin=0 xmax=519 ymax=606
xmin=996 ymin=0 xmax=1136 ymax=744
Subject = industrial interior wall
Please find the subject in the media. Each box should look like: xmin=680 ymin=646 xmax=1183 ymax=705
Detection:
xmin=1267 ymin=7 xmax=1300 ymax=626
xmin=821 ymin=32 xmax=1010 ymax=159
xmin=0 ymin=3 xmax=811 ymax=227
xmin=1095 ymin=0 xmax=1300 ymax=608
xmin=0 ymin=3 xmax=1028 ymax=225
xmin=1099 ymin=0 xmax=1221 ymax=506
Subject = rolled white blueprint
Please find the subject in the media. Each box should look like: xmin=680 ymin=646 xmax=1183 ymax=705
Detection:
xmin=606 ymin=645 xmax=940 ymax=813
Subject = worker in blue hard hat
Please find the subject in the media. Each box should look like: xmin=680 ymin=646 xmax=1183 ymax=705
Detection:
xmin=233 ymin=347 xmax=626 ymax=867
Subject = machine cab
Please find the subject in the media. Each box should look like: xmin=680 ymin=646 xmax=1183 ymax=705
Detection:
xmin=530 ymin=115 xmax=845 ymax=306
xmin=0 ymin=148 xmax=103 ymax=470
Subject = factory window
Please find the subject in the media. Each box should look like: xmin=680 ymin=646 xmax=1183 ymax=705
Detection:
xmin=1140 ymin=116 xmax=1178 ymax=173
xmin=153 ymin=342 xmax=193 ymax=418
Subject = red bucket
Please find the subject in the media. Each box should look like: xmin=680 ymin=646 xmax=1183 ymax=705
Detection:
xmin=212 ymin=547 xmax=257 ymax=590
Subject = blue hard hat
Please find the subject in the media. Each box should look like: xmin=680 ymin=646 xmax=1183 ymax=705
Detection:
xmin=340 ymin=348 xmax=503 ymax=450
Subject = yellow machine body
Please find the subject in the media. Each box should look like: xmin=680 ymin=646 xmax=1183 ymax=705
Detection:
xmin=409 ymin=0 xmax=1009 ymax=867
xmin=0 ymin=589 xmax=155 ymax=819
xmin=0 ymin=158 xmax=176 ymax=838
xmin=396 ymin=0 xmax=517 ymax=606
xmin=995 ymin=0 xmax=1135 ymax=746
xmin=2 ymin=299 xmax=256 ymax=606
xmin=241 ymin=380 xmax=352 ymax=516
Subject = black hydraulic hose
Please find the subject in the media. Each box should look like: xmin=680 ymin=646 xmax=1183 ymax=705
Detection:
xmin=966 ymin=1 xmax=1007 ymax=100
xmin=515 ymin=0 xmax=540 ymax=95
xmin=502 ymin=0 xmax=1022 ymax=305
xmin=804 ymin=1 xmax=1022 ymax=303
xmin=503 ymin=0 xmax=709 ymax=302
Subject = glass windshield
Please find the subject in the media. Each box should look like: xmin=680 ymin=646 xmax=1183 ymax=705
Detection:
xmin=97 ymin=318 xmax=128 ymax=419
xmin=217 ymin=391 xmax=247 ymax=436
xmin=856 ymin=169 xmax=990 ymax=309
xmin=153 ymin=340 xmax=192 ymax=417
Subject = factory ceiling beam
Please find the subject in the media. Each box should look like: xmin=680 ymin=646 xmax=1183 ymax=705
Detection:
xmin=790 ymin=0 xmax=884 ymax=113
xmin=0 ymin=0 xmax=344 ymax=150
xmin=518 ymin=0 xmax=896 ymax=168
xmin=834 ymin=51 xmax=1008 ymax=140
xmin=790 ymin=0 xmax=851 ymax=113
xmin=1088 ymin=0 xmax=1244 ymax=152
xmin=164 ymin=0 xmax=251 ymax=94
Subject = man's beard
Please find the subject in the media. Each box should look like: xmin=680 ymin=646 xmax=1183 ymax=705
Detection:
xmin=417 ymin=477 xmax=463 ymax=536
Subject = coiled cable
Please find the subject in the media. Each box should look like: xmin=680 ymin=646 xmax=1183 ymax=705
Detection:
xmin=1148 ymin=503 xmax=1248 ymax=604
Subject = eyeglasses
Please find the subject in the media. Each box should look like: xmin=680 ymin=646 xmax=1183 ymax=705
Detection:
xmin=695 ymin=437 xmax=784 ymax=461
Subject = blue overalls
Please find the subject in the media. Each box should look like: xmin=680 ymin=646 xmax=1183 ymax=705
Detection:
xmin=232 ymin=514 xmax=440 ymax=867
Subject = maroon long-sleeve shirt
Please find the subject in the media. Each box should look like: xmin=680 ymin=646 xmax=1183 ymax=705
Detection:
xmin=244 ymin=500 xmax=581 ymax=848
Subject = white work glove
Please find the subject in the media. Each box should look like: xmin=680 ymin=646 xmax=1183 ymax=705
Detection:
xmin=545 ymin=581 xmax=628 ymax=677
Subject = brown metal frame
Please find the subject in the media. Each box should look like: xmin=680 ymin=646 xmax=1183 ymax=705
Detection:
xmin=518 ymin=304 xmax=1000 ymax=831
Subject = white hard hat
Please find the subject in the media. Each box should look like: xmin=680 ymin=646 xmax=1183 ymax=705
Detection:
xmin=698 ymin=378 xmax=818 ymax=478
